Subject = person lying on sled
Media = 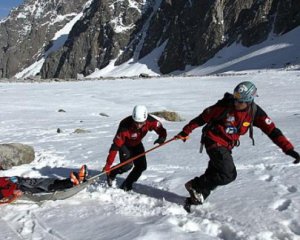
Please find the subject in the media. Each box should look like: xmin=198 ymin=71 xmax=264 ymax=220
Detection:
xmin=0 ymin=165 xmax=88 ymax=203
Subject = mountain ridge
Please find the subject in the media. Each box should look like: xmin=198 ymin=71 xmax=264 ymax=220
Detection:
xmin=0 ymin=0 xmax=299 ymax=79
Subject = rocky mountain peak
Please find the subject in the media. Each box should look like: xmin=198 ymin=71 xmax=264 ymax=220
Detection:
xmin=0 ymin=0 xmax=299 ymax=79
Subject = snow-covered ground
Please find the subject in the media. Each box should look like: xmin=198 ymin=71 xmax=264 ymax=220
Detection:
xmin=0 ymin=70 xmax=299 ymax=239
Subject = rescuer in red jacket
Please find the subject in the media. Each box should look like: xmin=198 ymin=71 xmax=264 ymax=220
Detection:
xmin=176 ymin=81 xmax=300 ymax=207
xmin=103 ymin=105 xmax=167 ymax=191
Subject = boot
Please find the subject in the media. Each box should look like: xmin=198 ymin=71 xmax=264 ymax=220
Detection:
xmin=120 ymin=181 xmax=132 ymax=192
xmin=78 ymin=165 xmax=88 ymax=183
xmin=70 ymin=172 xmax=80 ymax=186
xmin=106 ymin=174 xmax=116 ymax=187
xmin=185 ymin=180 xmax=204 ymax=205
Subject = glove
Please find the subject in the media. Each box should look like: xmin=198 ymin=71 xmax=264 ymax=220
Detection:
xmin=154 ymin=137 xmax=166 ymax=145
xmin=120 ymin=146 xmax=130 ymax=160
xmin=13 ymin=190 xmax=23 ymax=198
xmin=175 ymin=131 xmax=189 ymax=142
xmin=286 ymin=149 xmax=300 ymax=164
xmin=102 ymin=164 xmax=111 ymax=174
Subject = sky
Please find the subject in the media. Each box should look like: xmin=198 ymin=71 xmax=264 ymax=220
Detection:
xmin=0 ymin=71 xmax=299 ymax=239
xmin=0 ymin=0 xmax=23 ymax=19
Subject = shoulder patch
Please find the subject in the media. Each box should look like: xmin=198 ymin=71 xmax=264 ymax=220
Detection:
xmin=265 ymin=118 xmax=272 ymax=125
xmin=243 ymin=122 xmax=250 ymax=127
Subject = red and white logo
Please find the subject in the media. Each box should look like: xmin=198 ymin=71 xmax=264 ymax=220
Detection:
xmin=265 ymin=118 xmax=272 ymax=125
xmin=131 ymin=133 xmax=138 ymax=139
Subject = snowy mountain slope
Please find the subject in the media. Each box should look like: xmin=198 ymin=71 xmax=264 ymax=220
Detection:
xmin=13 ymin=25 xmax=300 ymax=80
xmin=88 ymin=26 xmax=300 ymax=78
xmin=0 ymin=0 xmax=88 ymax=78
xmin=0 ymin=70 xmax=299 ymax=239
xmin=2 ymin=0 xmax=300 ymax=79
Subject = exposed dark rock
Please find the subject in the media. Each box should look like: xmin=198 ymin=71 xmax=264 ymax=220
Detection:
xmin=0 ymin=0 xmax=87 ymax=78
xmin=139 ymin=73 xmax=150 ymax=78
xmin=41 ymin=0 xmax=154 ymax=78
xmin=0 ymin=0 xmax=299 ymax=78
xmin=99 ymin=113 xmax=109 ymax=117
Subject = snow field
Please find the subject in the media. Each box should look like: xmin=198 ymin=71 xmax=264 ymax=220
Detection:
xmin=0 ymin=71 xmax=299 ymax=239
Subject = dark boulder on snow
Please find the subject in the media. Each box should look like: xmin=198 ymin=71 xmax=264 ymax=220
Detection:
xmin=0 ymin=143 xmax=35 ymax=170
xmin=99 ymin=113 xmax=109 ymax=117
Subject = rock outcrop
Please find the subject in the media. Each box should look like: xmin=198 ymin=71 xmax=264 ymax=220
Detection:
xmin=0 ymin=143 xmax=35 ymax=170
xmin=0 ymin=0 xmax=299 ymax=79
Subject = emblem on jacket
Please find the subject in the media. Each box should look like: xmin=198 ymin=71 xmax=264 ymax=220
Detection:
xmin=243 ymin=122 xmax=250 ymax=127
xmin=226 ymin=115 xmax=235 ymax=122
xmin=131 ymin=133 xmax=138 ymax=139
xmin=265 ymin=118 xmax=272 ymax=125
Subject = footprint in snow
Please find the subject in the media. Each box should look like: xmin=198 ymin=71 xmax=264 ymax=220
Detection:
xmin=288 ymin=220 xmax=300 ymax=236
xmin=271 ymin=199 xmax=292 ymax=212
xmin=287 ymin=186 xmax=297 ymax=193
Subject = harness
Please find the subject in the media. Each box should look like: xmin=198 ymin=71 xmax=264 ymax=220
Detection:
xmin=200 ymin=97 xmax=257 ymax=153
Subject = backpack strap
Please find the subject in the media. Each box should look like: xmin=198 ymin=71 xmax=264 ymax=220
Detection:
xmin=199 ymin=94 xmax=233 ymax=153
xmin=200 ymin=109 xmax=230 ymax=153
xmin=248 ymin=102 xmax=257 ymax=145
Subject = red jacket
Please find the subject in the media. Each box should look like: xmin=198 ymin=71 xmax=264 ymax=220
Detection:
xmin=182 ymin=93 xmax=293 ymax=152
xmin=0 ymin=177 xmax=18 ymax=200
xmin=106 ymin=115 xmax=167 ymax=167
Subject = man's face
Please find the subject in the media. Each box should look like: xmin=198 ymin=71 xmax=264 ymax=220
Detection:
xmin=234 ymin=99 xmax=249 ymax=110
xmin=134 ymin=121 xmax=146 ymax=129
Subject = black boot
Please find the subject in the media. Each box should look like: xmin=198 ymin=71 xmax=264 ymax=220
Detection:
xmin=185 ymin=180 xmax=204 ymax=205
xmin=120 ymin=181 xmax=132 ymax=191
xmin=106 ymin=174 xmax=116 ymax=187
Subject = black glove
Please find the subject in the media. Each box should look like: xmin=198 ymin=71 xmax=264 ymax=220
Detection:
xmin=120 ymin=146 xmax=130 ymax=160
xmin=175 ymin=131 xmax=188 ymax=142
xmin=154 ymin=137 xmax=166 ymax=145
xmin=286 ymin=149 xmax=300 ymax=164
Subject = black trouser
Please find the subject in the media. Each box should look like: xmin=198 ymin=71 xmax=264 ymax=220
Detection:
xmin=17 ymin=177 xmax=73 ymax=193
xmin=191 ymin=145 xmax=237 ymax=200
xmin=110 ymin=143 xmax=147 ymax=187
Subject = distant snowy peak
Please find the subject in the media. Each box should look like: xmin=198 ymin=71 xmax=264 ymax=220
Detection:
xmin=0 ymin=0 xmax=88 ymax=78
xmin=18 ymin=0 xmax=48 ymax=19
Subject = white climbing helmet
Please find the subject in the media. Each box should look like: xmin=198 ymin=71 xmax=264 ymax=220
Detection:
xmin=132 ymin=105 xmax=148 ymax=122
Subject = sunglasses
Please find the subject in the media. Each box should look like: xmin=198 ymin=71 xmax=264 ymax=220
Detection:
xmin=234 ymin=99 xmax=249 ymax=104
